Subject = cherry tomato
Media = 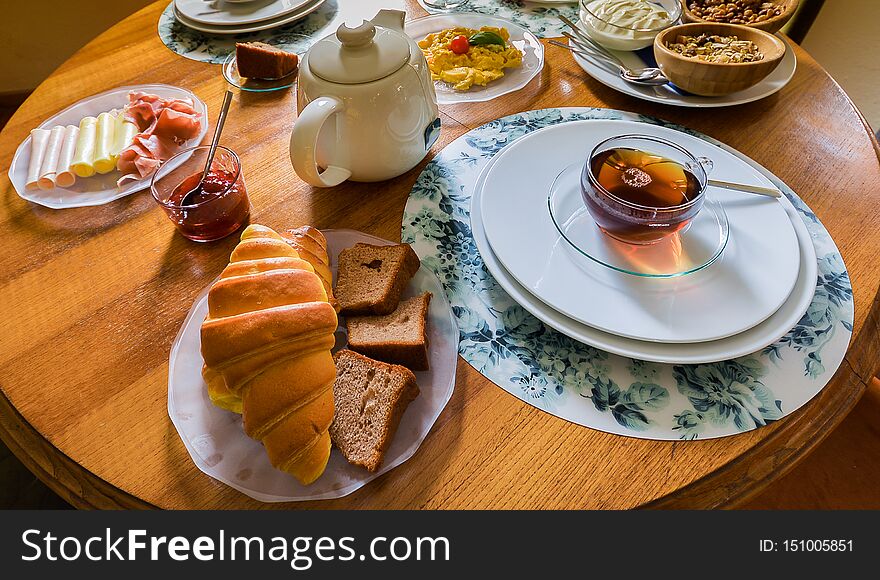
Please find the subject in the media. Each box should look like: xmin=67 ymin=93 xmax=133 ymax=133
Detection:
xmin=449 ymin=35 xmax=470 ymax=55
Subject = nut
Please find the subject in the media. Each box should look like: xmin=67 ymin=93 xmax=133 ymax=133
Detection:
xmin=687 ymin=0 xmax=784 ymax=25
xmin=666 ymin=33 xmax=764 ymax=63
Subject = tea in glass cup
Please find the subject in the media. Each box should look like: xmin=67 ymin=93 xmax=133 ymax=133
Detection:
xmin=581 ymin=135 xmax=712 ymax=244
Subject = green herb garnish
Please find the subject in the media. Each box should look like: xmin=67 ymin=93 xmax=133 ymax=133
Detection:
xmin=468 ymin=31 xmax=505 ymax=48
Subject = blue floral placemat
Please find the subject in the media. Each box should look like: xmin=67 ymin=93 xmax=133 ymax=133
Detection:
xmin=159 ymin=0 xmax=406 ymax=64
xmin=417 ymin=0 xmax=578 ymax=37
xmin=402 ymin=108 xmax=853 ymax=440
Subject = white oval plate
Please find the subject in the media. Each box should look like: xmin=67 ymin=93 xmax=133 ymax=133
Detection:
xmin=175 ymin=0 xmax=315 ymax=26
xmin=472 ymin=150 xmax=817 ymax=364
xmin=571 ymin=36 xmax=797 ymax=108
xmin=173 ymin=0 xmax=324 ymax=35
xmin=406 ymin=12 xmax=545 ymax=105
xmin=479 ymin=119 xmax=801 ymax=344
xmin=168 ymin=229 xmax=458 ymax=503
xmin=9 ymin=84 xmax=208 ymax=210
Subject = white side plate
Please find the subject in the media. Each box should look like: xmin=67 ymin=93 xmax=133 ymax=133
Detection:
xmin=9 ymin=84 xmax=208 ymax=209
xmin=167 ymin=229 xmax=458 ymax=502
xmin=173 ymin=0 xmax=325 ymax=35
xmin=406 ymin=12 xmax=545 ymax=105
xmin=571 ymin=36 xmax=797 ymax=108
xmin=175 ymin=0 xmax=316 ymax=26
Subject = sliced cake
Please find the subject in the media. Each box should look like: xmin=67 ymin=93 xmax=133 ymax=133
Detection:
xmin=329 ymin=350 xmax=420 ymax=472
xmin=335 ymin=243 xmax=421 ymax=316
xmin=235 ymin=42 xmax=299 ymax=80
xmin=346 ymin=292 xmax=432 ymax=371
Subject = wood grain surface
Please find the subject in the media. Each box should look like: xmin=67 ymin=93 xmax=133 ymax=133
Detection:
xmin=0 ymin=0 xmax=878 ymax=510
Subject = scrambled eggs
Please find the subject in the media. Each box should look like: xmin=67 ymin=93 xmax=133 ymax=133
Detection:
xmin=418 ymin=27 xmax=523 ymax=91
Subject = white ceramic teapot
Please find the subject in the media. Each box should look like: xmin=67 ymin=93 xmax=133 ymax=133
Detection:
xmin=290 ymin=9 xmax=441 ymax=187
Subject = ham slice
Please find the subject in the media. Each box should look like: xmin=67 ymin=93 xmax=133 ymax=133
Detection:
xmin=116 ymin=92 xmax=203 ymax=186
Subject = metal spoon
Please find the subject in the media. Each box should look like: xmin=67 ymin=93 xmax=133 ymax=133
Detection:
xmin=709 ymin=179 xmax=782 ymax=198
xmin=549 ymin=40 xmax=670 ymax=86
xmin=558 ymin=16 xmax=664 ymax=80
xmin=181 ymin=90 xmax=233 ymax=206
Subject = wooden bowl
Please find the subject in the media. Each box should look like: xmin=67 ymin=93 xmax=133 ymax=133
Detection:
xmin=654 ymin=23 xmax=786 ymax=96
xmin=681 ymin=0 xmax=799 ymax=34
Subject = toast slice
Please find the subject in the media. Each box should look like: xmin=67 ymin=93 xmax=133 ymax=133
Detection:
xmin=235 ymin=42 xmax=299 ymax=80
xmin=346 ymin=292 xmax=432 ymax=371
xmin=329 ymin=350 xmax=419 ymax=472
xmin=335 ymin=243 xmax=420 ymax=316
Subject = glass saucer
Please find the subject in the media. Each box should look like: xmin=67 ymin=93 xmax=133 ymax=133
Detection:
xmin=222 ymin=53 xmax=297 ymax=93
xmin=548 ymin=162 xmax=729 ymax=278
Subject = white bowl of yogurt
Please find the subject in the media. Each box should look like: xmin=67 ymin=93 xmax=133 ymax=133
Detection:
xmin=579 ymin=0 xmax=681 ymax=51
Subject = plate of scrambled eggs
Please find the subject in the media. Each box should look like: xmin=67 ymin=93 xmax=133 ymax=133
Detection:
xmin=407 ymin=13 xmax=544 ymax=104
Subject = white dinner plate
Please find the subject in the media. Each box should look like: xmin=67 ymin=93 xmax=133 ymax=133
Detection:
xmin=405 ymin=13 xmax=544 ymax=105
xmin=472 ymin=151 xmax=817 ymax=364
xmin=479 ymin=119 xmax=801 ymax=344
xmin=168 ymin=229 xmax=458 ymax=502
xmin=173 ymin=0 xmax=324 ymax=35
xmin=9 ymin=84 xmax=208 ymax=210
xmin=571 ymin=36 xmax=797 ymax=108
xmin=175 ymin=0 xmax=314 ymax=26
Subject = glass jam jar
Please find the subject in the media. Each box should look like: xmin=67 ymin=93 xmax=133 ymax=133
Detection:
xmin=151 ymin=145 xmax=250 ymax=242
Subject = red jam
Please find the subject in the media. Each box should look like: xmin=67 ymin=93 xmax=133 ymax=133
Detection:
xmin=167 ymin=168 xmax=250 ymax=242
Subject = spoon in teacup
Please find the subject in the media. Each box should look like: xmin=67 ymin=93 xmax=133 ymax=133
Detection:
xmin=180 ymin=90 xmax=234 ymax=206
xmin=708 ymin=179 xmax=782 ymax=198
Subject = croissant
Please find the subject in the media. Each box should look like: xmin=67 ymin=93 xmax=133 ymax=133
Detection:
xmin=284 ymin=226 xmax=338 ymax=311
xmin=200 ymin=224 xmax=338 ymax=485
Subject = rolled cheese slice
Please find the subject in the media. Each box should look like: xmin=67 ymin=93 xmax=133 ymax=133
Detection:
xmin=70 ymin=116 xmax=98 ymax=178
xmin=37 ymin=125 xmax=66 ymax=190
xmin=93 ymin=111 xmax=117 ymax=174
xmin=113 ymin=112 xmax=138 ymax=156
xmin=54 ymin=125 xmax=80 ymax=189
xmin=26 ymin=129 xmax=51 ymax=189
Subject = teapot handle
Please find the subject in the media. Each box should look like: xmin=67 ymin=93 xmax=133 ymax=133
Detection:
xmin=290 ymin=96 xmax=352 ymax=188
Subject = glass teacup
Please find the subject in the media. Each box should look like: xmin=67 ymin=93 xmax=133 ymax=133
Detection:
xmin=580 ymin=134 xmax=713 ymax=245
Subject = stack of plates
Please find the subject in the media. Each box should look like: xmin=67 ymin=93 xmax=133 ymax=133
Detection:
xmin=172 ymin=0 xmax=326 ymax=34
xmin=471 ymin=119 xmax=817 ymax=364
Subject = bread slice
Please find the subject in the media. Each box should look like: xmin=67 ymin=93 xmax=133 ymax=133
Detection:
xmin=329 ymin=350 xmax=419 ymax=472
xmin=235 ymin=42 xmax=299 ymax=80
xmin=346 ymin=292 xmax=432 ymax=371
xmin=335 ymin=243 xmax=420 ymax=316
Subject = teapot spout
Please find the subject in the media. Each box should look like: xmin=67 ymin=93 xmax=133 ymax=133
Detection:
xmin=370 ymin=9 xmax=405 ymax=32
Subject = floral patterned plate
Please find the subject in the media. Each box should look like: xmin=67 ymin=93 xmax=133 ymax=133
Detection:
xmin=403 ymin=108 xmax=853 ymax=440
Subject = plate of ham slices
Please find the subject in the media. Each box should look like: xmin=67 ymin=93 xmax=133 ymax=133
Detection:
xmin=8 ymin=84 xmax=208 ymax=209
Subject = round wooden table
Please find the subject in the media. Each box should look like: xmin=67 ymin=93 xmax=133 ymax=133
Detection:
xmin=1 ymin=1 xmax=878 ymax=510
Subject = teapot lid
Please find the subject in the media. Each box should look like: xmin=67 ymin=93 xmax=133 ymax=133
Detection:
xmin=308 ymin=20 xmax=411 ymax=84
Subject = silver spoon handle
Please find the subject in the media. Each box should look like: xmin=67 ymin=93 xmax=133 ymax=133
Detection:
xmin=548 ymin=40 xmax=625 ymax=76
xmin=561 ymin=30 xmax=626 ymax=70
xmin=559 ymin=16 xmax=621 ymax=61
xmin=201 ymin=90 xmax=234 ymax=181
xmin=708 ymin=179 xmax=782 ymax=198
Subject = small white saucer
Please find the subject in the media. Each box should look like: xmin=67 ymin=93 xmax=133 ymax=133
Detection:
xmin=548 ymin=162 xmax=730 ymax=278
